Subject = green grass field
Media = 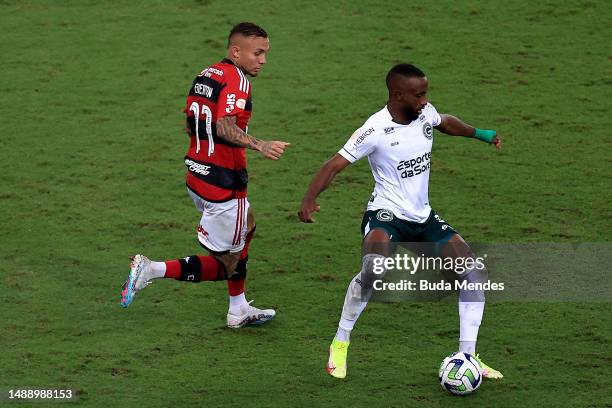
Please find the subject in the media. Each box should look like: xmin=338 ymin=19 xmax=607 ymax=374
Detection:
xmin=1 ymin=0 xmax=611 ymax=406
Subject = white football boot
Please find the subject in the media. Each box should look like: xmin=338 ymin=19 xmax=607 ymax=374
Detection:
xmin=227 ymin=301 xmax=276 ymax=328
xmin=121 ymin=254 xmax=153 ymax=307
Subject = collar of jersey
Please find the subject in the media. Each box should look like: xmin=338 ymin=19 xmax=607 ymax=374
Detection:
xmin=384 ymin=105 xmax=416 ymax=126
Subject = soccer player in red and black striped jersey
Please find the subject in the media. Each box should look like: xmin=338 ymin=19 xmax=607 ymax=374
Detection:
xmin=121 ymin=23 xmax=289 ymax=328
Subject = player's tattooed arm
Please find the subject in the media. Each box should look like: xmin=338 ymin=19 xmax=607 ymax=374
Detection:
xmin=216 ymin=116 xmax=290 ymax=160
xmin=216 ymin=115 xmax=262 ymax=148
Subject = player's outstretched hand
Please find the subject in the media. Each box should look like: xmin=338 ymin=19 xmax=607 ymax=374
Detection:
xmin=492 ymin=135 xmax=502 ymax=150
xmin=298 ymin=198 xmax=321 ymax=223
xmin=260 ymin=141 xmax=290 ymax=160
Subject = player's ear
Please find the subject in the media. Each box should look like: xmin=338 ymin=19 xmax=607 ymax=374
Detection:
xmin=230 ymin=44 xmax=240 ymax=59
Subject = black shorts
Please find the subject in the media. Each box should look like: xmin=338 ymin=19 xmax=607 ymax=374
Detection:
xmin=360 ymin=208 xmax=457 ymax=244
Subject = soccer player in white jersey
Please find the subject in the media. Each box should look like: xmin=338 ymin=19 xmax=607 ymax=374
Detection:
xmin=298 ymin=63 xmax=503 ymax=380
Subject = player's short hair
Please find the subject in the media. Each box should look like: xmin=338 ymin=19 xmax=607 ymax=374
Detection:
xmin=386 ymin=63 xmax=426 ymax=89
xmin=228 ymin=22 xmax=268 ymax=46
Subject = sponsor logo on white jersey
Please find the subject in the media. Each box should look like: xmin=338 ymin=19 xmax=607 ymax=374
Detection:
xmin=396 ymin=152 xmax=432 ymax=178
xmin=352 ymin=127 xmax=375 ymax=148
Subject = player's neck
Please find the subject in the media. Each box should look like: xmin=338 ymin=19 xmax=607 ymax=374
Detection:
xmin=224 ymin=55 xmax=247 ymax=76
xmin=386 ymin=103 xmax=413 ymax=125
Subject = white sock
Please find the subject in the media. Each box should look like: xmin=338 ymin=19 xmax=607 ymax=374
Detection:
xmin=335 ymin=328 xmax=351 ymax=342
xmin=150 ymin=261 xmax=166 ymax=279
xmin=336 ymin=301 xmax=368 ymax=342
xmin=459 ymin=340 xmax=477 ymax=355
xmin=229 ymin=293 xmax=248 ymax=315
xmin=335 ymin=256 xmax=383 ymax=343
xmin=336 ymin=318 xmax=355 ymax=342
xmin=336 ymin=279 xmax=370 ymax=342
xmin=458 ymin=301 xmax=484 ymax=354
xmin=336 ymin=303 xmax=366 ymax=342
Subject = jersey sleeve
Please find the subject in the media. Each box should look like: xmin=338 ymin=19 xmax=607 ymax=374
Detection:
xmin=217 ymin=68 xmax=251 ymax=120
xmin=338 ymin=125 xmax=378 ymax=163
xmin=426 ymin=103 xmax=442 ymax=127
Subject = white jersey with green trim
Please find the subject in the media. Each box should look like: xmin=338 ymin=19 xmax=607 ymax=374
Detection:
xmin=338 ymin=103 xmax=441 ymax=223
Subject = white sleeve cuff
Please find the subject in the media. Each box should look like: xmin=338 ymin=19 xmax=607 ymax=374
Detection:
xmin=338 ymin=148 xmax=358 ymax=163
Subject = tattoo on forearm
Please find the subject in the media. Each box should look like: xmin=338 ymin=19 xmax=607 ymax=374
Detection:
xmin=217 ymin=116 xmax=264 ymax=151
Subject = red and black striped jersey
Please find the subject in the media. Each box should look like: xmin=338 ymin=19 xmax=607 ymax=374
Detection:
xmin=184 ymin=59 xmax=253 ymax=202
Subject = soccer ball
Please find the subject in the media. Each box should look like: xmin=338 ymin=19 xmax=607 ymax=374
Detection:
xmin=438 ymin=352 xmax=483 ymax=395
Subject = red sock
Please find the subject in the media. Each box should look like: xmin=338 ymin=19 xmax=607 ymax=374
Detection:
xmin=164 ymin=256 xmax=226 ymax=282
xmin=227 ymin=227 xmax=255 ymax=295
xmin=164 ymin=260 xmax=181 ymax=279
xmin=227 ymin=276 xmax=245 ymax=296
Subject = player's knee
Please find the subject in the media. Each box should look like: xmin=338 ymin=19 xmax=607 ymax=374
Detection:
xmin=360 ymin=253 xmax=387 ymax=287
xmin=228 ymin=256 xmax=248 ymax=281
xmin=216 ymin=254 xmax=238 ymax=276
xmin=443 ymin=234 xmax=472 ymax=259
xmin=363 ymin=229 xmax=393 ymax=256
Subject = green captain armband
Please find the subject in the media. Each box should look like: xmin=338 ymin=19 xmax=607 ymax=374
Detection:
xmin=474 ymin=128 xmax=496 ymax=143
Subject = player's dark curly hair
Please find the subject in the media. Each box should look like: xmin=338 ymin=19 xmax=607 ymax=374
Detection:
xmin=228 ymin=22 xmax=268 ymax=46
xmin=386 ymin=63 xmax=426 ymax=89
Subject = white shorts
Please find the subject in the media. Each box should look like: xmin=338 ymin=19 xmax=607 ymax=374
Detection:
xmin=188 ymin=189 xmax=250 ymax=254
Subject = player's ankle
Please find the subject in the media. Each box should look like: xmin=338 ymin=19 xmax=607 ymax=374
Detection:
xmin=228 ymin=292 xmax=248 ymax=315
xmin=335 ymin=326 xmax=351 ymax=342
xmin=147 ymin=261 xmax=166 ymax=279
